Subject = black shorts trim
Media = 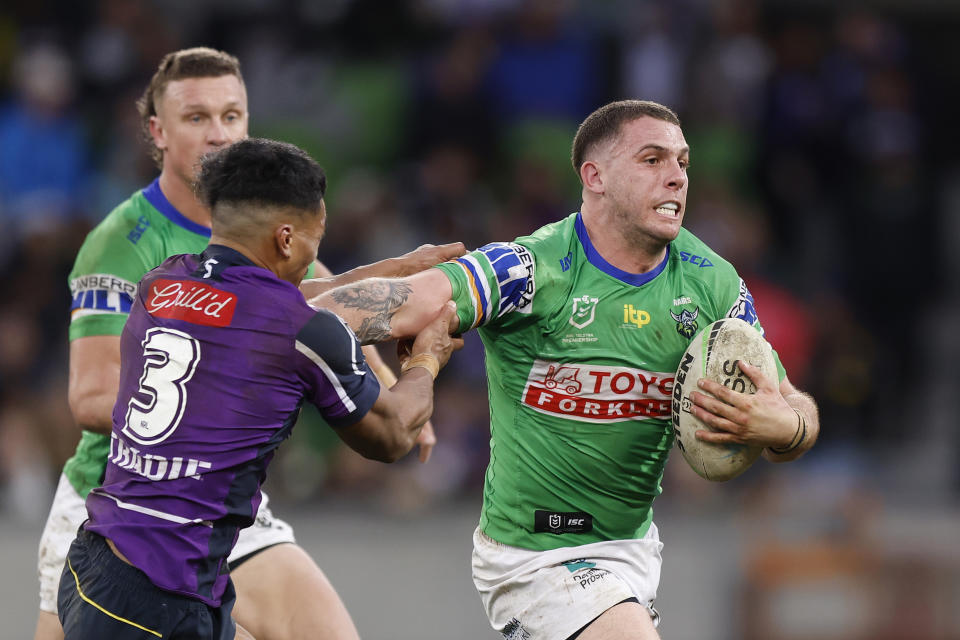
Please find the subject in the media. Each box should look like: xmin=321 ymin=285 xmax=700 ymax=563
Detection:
xmin=567 ymin=597 xmax=639 ymax=640
xmin=228 ymin=541 xmax=289 ymax=570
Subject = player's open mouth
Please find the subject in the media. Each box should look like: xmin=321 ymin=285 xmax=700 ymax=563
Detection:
xmin=655 ymin=203 xmax=680 ymax=218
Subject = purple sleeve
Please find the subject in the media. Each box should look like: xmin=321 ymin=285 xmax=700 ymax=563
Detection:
xmin=293 ymin=309 xmax=380 ymax=427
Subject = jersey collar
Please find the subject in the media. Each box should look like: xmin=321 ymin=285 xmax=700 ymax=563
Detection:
xmin=142 ymin=178 xmax=212 ymax=238
xmin=574 ymin=212 xmax=670 ymax=286
xmin=201 ymin=244 xmax=257 ymax=268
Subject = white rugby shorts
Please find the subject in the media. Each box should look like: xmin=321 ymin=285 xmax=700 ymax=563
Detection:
xmin=37 ymin=472 xmax=296 ymax=614
xmin=472 ymin=524 xmax=662 ymax=640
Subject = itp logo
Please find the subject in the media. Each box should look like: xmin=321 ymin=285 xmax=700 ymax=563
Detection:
xmin=623 ymin=304 xmax=650 ymax=329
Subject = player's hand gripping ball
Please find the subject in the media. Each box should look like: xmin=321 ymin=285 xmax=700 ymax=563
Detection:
xmin=671 ymin=318 xmax=778 ymax=481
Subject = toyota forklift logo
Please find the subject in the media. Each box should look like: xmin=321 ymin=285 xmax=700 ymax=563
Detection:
xmin=543 ymin=364 xmax=582 ymax=394
xmin=521 ymin=360 xmax=674 ymax=423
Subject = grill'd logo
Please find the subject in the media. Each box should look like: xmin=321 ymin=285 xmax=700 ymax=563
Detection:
xmin=145 ymin=279 xmax=237 ymax=327
xmin=521 ymin=360 xmax=673 ymax=423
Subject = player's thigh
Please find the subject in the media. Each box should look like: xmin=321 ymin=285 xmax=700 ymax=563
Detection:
xmin=37 ymin=473 xmax=88 ymax=631
xmin=231 ymin=543 xmax=359 ymax=640
xmin=576 ymin=601 xmax=661 ymax=640
xmin=473 ymin=528 xmax=663 ymax=640
xmin=234 ymin=623 xmax=256 ymax=640
xmin=33 ymin=611 xmax=64 ymax=640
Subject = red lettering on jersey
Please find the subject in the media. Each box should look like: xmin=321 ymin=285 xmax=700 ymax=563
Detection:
xmin=145 ymin=279 xmax=237 ymax=327
xmin=522 ymin=385 xmax=670 ymax=420
xmin=522 ymin=359 xmax=675 ymax=423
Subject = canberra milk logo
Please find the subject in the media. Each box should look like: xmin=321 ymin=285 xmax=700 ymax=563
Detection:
xmin=70 ymin=273 xmax=138 ymax=319
xmin=569 ymin=294 xmax=599 ymax=329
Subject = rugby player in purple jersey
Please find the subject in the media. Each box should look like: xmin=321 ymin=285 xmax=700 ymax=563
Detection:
xmin=57 ymin=138 xmax=461 ymax=639
xmin=37 ymin=47 xmax=462 ymax=640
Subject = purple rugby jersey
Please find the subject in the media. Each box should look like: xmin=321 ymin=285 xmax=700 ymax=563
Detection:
xmin=84 ymin=245 xmax=380 ymax=607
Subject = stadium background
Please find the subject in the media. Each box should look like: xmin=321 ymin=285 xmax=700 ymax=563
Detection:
xmin=1 ymin=0 xmax=959 ymax=638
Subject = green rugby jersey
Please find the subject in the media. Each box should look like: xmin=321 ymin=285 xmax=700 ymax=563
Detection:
xmin=63 ymin=178 xmax=316 ymax=498
xmin=435 ymin=212 xmax=785 ymax=551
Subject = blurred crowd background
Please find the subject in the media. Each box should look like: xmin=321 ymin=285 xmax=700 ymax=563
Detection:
xmin=1 ymin=0 xmax=958 ymax=638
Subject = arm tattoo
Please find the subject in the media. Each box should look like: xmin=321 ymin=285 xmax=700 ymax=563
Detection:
xmin=330 ymin=279 xmax=412 ymax=343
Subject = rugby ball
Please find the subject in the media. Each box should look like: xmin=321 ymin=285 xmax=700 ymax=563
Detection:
xmin=671 ymin=318 xmax=777 ymax=482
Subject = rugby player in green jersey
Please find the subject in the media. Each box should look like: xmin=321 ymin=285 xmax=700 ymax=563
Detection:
xmin=314 ymin=100 xmax=820 ymax=640
xmin=35 ymin=47 xmax=463 ymax=640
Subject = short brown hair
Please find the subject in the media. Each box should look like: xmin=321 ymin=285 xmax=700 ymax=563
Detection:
xmin=571 ymin=100 xmax=681 ymax=180
xmin=137 ymin=47 xmax=244 ymax=168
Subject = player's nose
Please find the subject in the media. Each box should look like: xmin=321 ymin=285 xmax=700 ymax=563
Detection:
xmin=207 ymin=119 xmax=230 ymax=146
xmin=665 ymin=160 xmax=686 ymax=191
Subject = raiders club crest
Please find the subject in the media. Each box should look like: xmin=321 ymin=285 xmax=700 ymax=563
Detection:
xmin=671 ymin=306 xmax=700 ymax=339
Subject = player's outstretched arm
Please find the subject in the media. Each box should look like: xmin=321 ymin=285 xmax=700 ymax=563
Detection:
xmin=311 ymin=257 xmax=442 ymax=462
xmin=68 ymin=335 xmax=123 ymax=435
xmin=310 ymin=269 xmax=459 ymax=345
xmin=300 ymin=243 xmax=465 ymax=299
xmin=336 ymin=302 xmax=461 ymax=462
xmin=690 ymin=363 xmax=819 ymax=462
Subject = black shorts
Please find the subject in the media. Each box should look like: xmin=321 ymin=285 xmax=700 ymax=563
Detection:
xmin=58 ymin=528 xmax=237 ymax=640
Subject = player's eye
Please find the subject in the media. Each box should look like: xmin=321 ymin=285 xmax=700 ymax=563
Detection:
xmin=644 ymin=157 xmax=658 ymax=165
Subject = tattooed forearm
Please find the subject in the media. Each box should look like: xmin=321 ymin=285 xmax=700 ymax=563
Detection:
xmin=330 ymin=279 xmax=412 ymax=311
xmin=329 ymin=279 xmax=413 ymax=344
xmin=356 ymin=316 xmax=393 ymax=344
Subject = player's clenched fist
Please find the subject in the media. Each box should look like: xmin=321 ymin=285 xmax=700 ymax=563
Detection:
xmin=401 ymin=301 xmax=463 ymax=374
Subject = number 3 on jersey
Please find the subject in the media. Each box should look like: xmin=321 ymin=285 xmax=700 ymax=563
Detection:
xmin=123 ymin=327 xmax=201 ymax=446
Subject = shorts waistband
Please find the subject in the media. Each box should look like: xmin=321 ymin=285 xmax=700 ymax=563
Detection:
xmin=77 ymin=529 xmax=206 ymax=609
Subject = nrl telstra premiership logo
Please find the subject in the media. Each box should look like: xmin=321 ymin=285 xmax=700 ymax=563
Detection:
xmin=569 ymin=294 xmax=599 ymax=329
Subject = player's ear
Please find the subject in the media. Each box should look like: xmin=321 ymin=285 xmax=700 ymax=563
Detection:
xmin=275 ymin=224 xmax=294 ymax=258
xmin=149 ymin=115 xmax=166 ymax=151
xmin=317 ymin=201 xmax=327 ymax=241
xmin=580 ymin=160 xmax=603 ymax=195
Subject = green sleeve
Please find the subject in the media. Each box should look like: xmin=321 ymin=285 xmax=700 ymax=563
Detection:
xmin=433 ymin=261 xmax=482 ymax=333
xmin=68 ymin=215 xmax=157 ymax=340
xmin=432 ymin=241 xmax=536 ymax=333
